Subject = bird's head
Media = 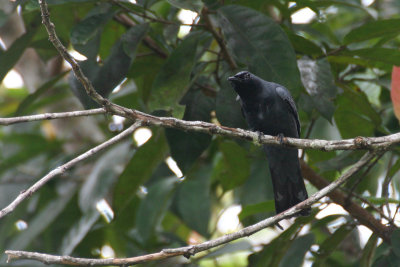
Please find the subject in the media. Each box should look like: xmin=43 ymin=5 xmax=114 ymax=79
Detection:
xmin=228 ymin=71 xmax=263 ymax=98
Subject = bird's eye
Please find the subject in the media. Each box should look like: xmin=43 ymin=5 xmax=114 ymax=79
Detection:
xmin=243 ymin=73 xmax=250 ymax=80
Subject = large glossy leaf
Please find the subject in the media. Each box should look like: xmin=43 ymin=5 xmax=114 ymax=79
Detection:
xmin=135 ymin=177 xmax=178 ymax=245
xmin=279 ymin=233 xmax=315 ymax=267
xmin=339 ymin=48 xmax=400 ymax=67
xmin=70 ymin=23 xmax=149 ymax=108
xmin=298 ymin=58 xmax=338 ymax=121
xmin=149 ymin=33 xmax=200 ymax=114
xmin=343 ymin=19 xmax=400 ymax=44
xmin=113 ymin=130 xmax=168 ymax=215
xmin=70 ymin=3 xmax=115 ymax=47
xmin=175 ymin=165 xmax=211 ymax=237
xmin=59 ymin=209 xmax=100 ymax=255
xmin=165 ymin=86 xmax=214 ymax=173
xmin=217 ymin=5 xmax=303 ymax=96
xmin=79 ymin=142 xmax=132 ymax=213
xmin=212 ymin=140 xmax=250 ymax=191
xmin=334 ymin=87 xmax=381 ymax=139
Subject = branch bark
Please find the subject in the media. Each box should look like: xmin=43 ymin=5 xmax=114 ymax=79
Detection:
xmin=0 ymin=122 xmax=141 ymax=219
xmin=0 ymin=108 xmax=106 ymax=125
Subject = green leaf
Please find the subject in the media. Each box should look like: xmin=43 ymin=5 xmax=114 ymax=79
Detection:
xmin=135 ymin=177 xmax=178 ymax=244
xmin=239 ymin=201 xmax=275 ymax=222
xmin=113 ymin=130 xmax=168 ymax=215
xmin=166 ymin=0 xmax=203 ymax=12
xmin=339 ymin=48 xmax=400 ymax=66
xmin=165 ymin=87 xmax=214 ymax=173
xmin=0 ymin=15 xmax=40 ymax=83
xmin=314 ymin=224 xmax=355 ymax=264
xmin=59 ymin=210 xmax=100 ymax=255
xmin=286 ymin=31 xmax=324 ymax=57
xmin=212 ymin=140 xmax=250 ymax=191
xmin=216 ymin=75 xmax=248 ymax=129
xmin=14 ymin=70 xmax=69 ymax=115
xmin=79 ymin=142 xmax=132 ymax=213
xmin=360 ymin=234 xmax=378 ymax=267
xmin=149 ymin=33 xmax=199 ymax=114
xmin=391 ymin=228 xmax=400 ymax=258
xmin=70 ymin=23 xmax=149 ymax=108
xmin=70 ymin=4 xmax=115 ymax=46
xmin=334 ymin=87 xmax=381 ymax=139
xmin=203 ymin=240 xmax=253 ymax=259
xmin=298 ymin=58 xmax=338 ymax=121
xmin=279 ymin=233 xmax=315 ymax=267
xmin=175 ymin=165 xmax=211 ymax=237
xmin=343 ymin=19 xmax=400 ymax=44
xmin=217 ymin=5 xmax=303 ymax=96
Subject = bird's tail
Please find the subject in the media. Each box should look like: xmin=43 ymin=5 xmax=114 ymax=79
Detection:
xmin=264 ymin=145 xmax=311 ymax=216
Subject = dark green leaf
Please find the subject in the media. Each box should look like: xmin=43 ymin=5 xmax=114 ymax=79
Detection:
xmin=343 ymin=19 xmax=400 ymax=44
xmin=166 ymin=0 xmax=203 ymax=12
xmin=70 ymin=23 xmax=149 ymax=108
xmin=360 ymin=234 xmax=378 ymax=267
xmin=239 ymin=201 xmax=275 ymax=221
xmin=175 ymin=165 xmax=211 ymax=237
xmin=286 ymin=31 xmax=324 ymax=57
xmin=135 ymin=177 xmax=178 ymax=244
xmin=212 ymin=140 xmax=250 ymax=191
xmin=279 ymin=233 xmax=315 ymax=267
xmin=70 ymin=4 xmax=115 ymax=46
xmin=149 ymin=33 xmax=199 ymax=114
xmin=204 ymin=240 xmax=253 ymax=259
xmin=339 ymin=48 xmax=400 ymax=66
xmin=113 ymin=130 xmax=168 ymax=214
xmin=391 ymin=228 xmax=400 ymax=258
xmin=217 ymin=5 xmax=303 ymax=96
xmin=59 ymin=210 xmax=100 ymax=255
xmin=166 ymin=87 xmax=214 ymax=173
xmin=334 ymin=87 xmax=381 ymax=139
xmin=298 ymin=58 xmax=338 ymax=121
xmin=78 ymin=142 xmax=132 ymax=213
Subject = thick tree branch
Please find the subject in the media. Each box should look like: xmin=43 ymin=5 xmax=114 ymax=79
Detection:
xmin=0 ymin=122 xmax=141 ymax=219
xmin=0 ymin=108 xmax=106 ymax=125
xmin=5 ymin=151 xmax=378 ymax=266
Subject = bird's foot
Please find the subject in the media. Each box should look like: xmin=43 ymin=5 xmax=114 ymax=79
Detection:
xmin=256 ymin=131 xmax=264 ymax=144
xmin=277 ymin=133 xmax=285 ymax=144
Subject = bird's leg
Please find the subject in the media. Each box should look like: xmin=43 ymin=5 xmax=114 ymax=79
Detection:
xmin=277 ymin=133 xmax=285 ymax=144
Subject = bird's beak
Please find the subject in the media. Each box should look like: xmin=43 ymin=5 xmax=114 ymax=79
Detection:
xmin=228 ymin=76 xmax=238 ymax=82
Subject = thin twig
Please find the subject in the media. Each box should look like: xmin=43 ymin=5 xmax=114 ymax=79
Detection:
xmin=0 ymin=122 xmax=142 ymax=219
xmin=201 ymin=7 xmax=237 ymax=70
xmin=5 ymin=152 xmax=378 ymax=266
xmin=0 ymin=108 xmax=106 ymax=125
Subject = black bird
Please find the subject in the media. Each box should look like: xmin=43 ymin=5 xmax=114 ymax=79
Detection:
xmin=228 ymin=71 xmax=310 ymax=216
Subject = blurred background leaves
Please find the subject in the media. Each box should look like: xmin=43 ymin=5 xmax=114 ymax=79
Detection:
xmin=1 ymin=0 xmax=400 ymax=266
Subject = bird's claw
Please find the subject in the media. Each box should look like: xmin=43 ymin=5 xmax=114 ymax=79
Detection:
xmin=277 ymin=133 xmax=284 ymax=144
xmin=256 ymin=131 xmax=263 ymax=144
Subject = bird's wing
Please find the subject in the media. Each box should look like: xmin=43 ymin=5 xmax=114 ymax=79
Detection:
xmin=275 ymin=86 xmax=301 ymax=137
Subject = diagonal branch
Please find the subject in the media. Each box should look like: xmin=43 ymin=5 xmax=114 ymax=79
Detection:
xmin=0 ymin=121 xmax=142 ymax=219
xmin=0 ymin=108 xmax=106 ymax=125
xmin=6 ymin=151 xmax=387 ymax=266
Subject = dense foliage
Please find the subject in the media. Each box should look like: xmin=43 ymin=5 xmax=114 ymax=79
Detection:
xmin=1 ymin=0 xmax=400 ymax=266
